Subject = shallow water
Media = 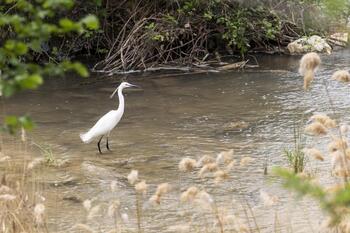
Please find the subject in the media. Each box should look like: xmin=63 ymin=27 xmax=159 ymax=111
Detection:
xmin=1 ymin=49 xmax=350 ymax=232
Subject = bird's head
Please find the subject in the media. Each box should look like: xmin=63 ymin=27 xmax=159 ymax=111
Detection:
xmin=110 ymin=82 xmax=140 ymax=98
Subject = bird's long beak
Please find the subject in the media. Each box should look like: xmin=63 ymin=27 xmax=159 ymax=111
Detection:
xmin=110 ymin=87 xmax=119 ymax=99
xmin=129 ymin=84 xmax=140 ymax=88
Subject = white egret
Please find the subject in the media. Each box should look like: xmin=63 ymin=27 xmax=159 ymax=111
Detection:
xmin=80 ymin=81 xmax=139 ymax=154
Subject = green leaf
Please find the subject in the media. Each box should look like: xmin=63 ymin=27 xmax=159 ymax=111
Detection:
xmin=43 ymin=0 xmax=74 ymax=9
xmin=81 ymin=15 xmax=99 ymax=30
xmin=5 ymin=116 xmax=18 ymax=126
xmin=15 ymin=42 xmax=28 ymax=55
xmin=4 ymin=40 xmax=15 ymax=50
xmin=19 ymin=74 xmax=43 ymax=89
xmin=2 ymin=84 xmax=16 ymax=97
xmin=94 ymin=0 xmax=102 ymax=6
xmin=3 ymin=115 xmax=34 ymax=134
xmin=4 ymin=40 xmax=28 ymax=55
xmin=73 ymin=62 xmax=89 ymax=77
xmin=18 ymin=116 xmax=34 ymax=130
xmin=29 ymin=40 xmax=42 ymax=52
xmin=59 ymin=18 xmax=78 ymax=31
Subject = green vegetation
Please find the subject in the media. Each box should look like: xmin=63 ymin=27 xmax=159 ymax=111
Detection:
xmin=275 ymin=168 xmax=350 ymax=228
xmin=283 ymin=122 xmax=307 ymax=173
xmin=33 ymin=142 xmax=55 ymax=165
xmin=0 ymin=0 xmax=98 ymax=133
xmin=2 ymin=0 xmax=347 ymax=74
xmin=1 ymin=0 xmax=349 ymax=76
xmin=93 ymin=0 xmax=349 ymax=72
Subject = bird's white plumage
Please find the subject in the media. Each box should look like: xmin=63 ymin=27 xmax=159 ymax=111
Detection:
xmin=80 ymin=109 xmax=123 ymax=143
xmin=80 ymin=82 xmax=137 ymax=145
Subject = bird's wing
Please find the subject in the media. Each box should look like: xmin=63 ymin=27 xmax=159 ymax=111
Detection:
xmin=86 ymin=111 xmax=119 ymax=137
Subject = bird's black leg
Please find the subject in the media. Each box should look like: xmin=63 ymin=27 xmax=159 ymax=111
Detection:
xmin=106 ymin=137 xmax=111 ymax=151
xmin=97 ymin=136 xmax=104 ymax=154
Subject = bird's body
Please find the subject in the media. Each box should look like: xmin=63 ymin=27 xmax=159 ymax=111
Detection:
xmin=80 ymin=82 xmax=138 ymax=153
xmin=80 ymin=109 xmax=123 ymax=143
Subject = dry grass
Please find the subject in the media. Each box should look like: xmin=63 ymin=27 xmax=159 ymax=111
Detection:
xmin=298 ymin=52 xmax=321 ymax=90
xmin=0 ymin=162 xmax=48 ymax=233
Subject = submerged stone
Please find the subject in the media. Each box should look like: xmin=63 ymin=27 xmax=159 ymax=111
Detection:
xmin=223 ymin=121 xmax=250 ymax=131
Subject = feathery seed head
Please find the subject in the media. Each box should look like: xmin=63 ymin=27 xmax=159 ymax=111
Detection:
xmin=155 ymin=183 xmax=170 ymax=196
xmin=135 ymin=180 xmax=148 ymax=194
xmin=303 ymin=70 xmax=314 ymax=90
xmin=299 ymin=52 xmax=320 ymax=90
xmin=27 ymin=158 xmax=44 ymax=170
xmin=299 ymin=52 xmax=321 ymax=75
xmin=34 ymin=203 xmax=45 ymax=225
xmin=121 ymin=213 xmax=129 ymax=224
xmin=110 ymin=180 xmax=118 ymax=192
xmin=83 ymin=199 xmax=92 ymax=211
xmin=240 ymin=157 xmax=254 ymax=167
xmin=216 ymin=149 xmax=234 ymax=165
xmin=311 ymin=114 xmax=329 ymax=124
xmin=305 ymin=122 xmax=327 ymax=136
xmin=108 ymin=200 xmax=120 ymax=217
xmin=180 ymin=186 xmax=199 ymax=202
xmin=334 ymin=169 xmax=350 ymax=178
xmin=328 ymin=138 xmax=348 ymax=153
xmin=341 ymin=124 xmax=349 ymax=135
xmin=303 ymin=148 xmax=324 ymax=161
xmin=199 ymin=162 xmax=218 ymax=177
xmin=196 ymin=190 xmax=214 ymax=205
xmin=310 ymin=114 xmax=336 ymax=128
xmin=179 ymin=157 xmax=197 ymax=172
xmin=259 ymin=190 xmax=278 ymax=206
xmin=226 ymin=160 xmax=236 ymax=171
xmin=332 ymin=70 xmax=350 ymax=82
xmin=149 ymin=194 xmax=161 ymax=204
xmin=150 ymin=183 xmax=171 ymax=204
xmin=127 ymin=170 xmax=138 ymax=185
xmin=214 ymin=170 xmax=229 ymax=183
xmin=324 ymin=119 xmax=337 ymax=128
xmin=196 ymin=155 xmax=215 ymax=167
xmin=87 ymin=204 xmax=101 ymax=220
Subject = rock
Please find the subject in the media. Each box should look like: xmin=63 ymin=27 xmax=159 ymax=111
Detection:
xmin=223 ymin=121 xmax=249 ymax=131
xmin=63 ymin=194 xmax=82 ymax=203
xmin=287 ymin=35 xmax=332 ymax=54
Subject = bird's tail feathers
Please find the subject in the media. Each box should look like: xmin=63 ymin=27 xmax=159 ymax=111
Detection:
xmin=80 ymin=131 xmax=94 ymax=143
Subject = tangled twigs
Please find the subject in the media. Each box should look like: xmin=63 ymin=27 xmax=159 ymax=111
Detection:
xmin=92 ymin=1 xmax=313 ymax=74
xmin=93 ymin=12 xmax=211 ymax=74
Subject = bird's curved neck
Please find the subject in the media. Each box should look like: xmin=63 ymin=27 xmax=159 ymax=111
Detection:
xmin=117 ymin=87 xmax=125 ymax=111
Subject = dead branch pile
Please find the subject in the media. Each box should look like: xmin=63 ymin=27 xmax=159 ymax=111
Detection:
xmin=92 ymin=0 xmax=311 ymax=74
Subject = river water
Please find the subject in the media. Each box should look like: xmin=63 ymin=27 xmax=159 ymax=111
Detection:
xmin=1 ymin=49 xmax=350 ymax=232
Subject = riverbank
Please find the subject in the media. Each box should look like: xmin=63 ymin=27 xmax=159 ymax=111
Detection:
xmin=2 ymin=0 xmax=348 ymax=75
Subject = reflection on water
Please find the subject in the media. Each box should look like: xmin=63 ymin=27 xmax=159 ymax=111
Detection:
xmin=1 ymin=49 xmax=350 ymax=232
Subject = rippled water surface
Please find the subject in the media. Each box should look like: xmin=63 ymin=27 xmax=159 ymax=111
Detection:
xmin=1 ymin=49 xmax=350 ymax=232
